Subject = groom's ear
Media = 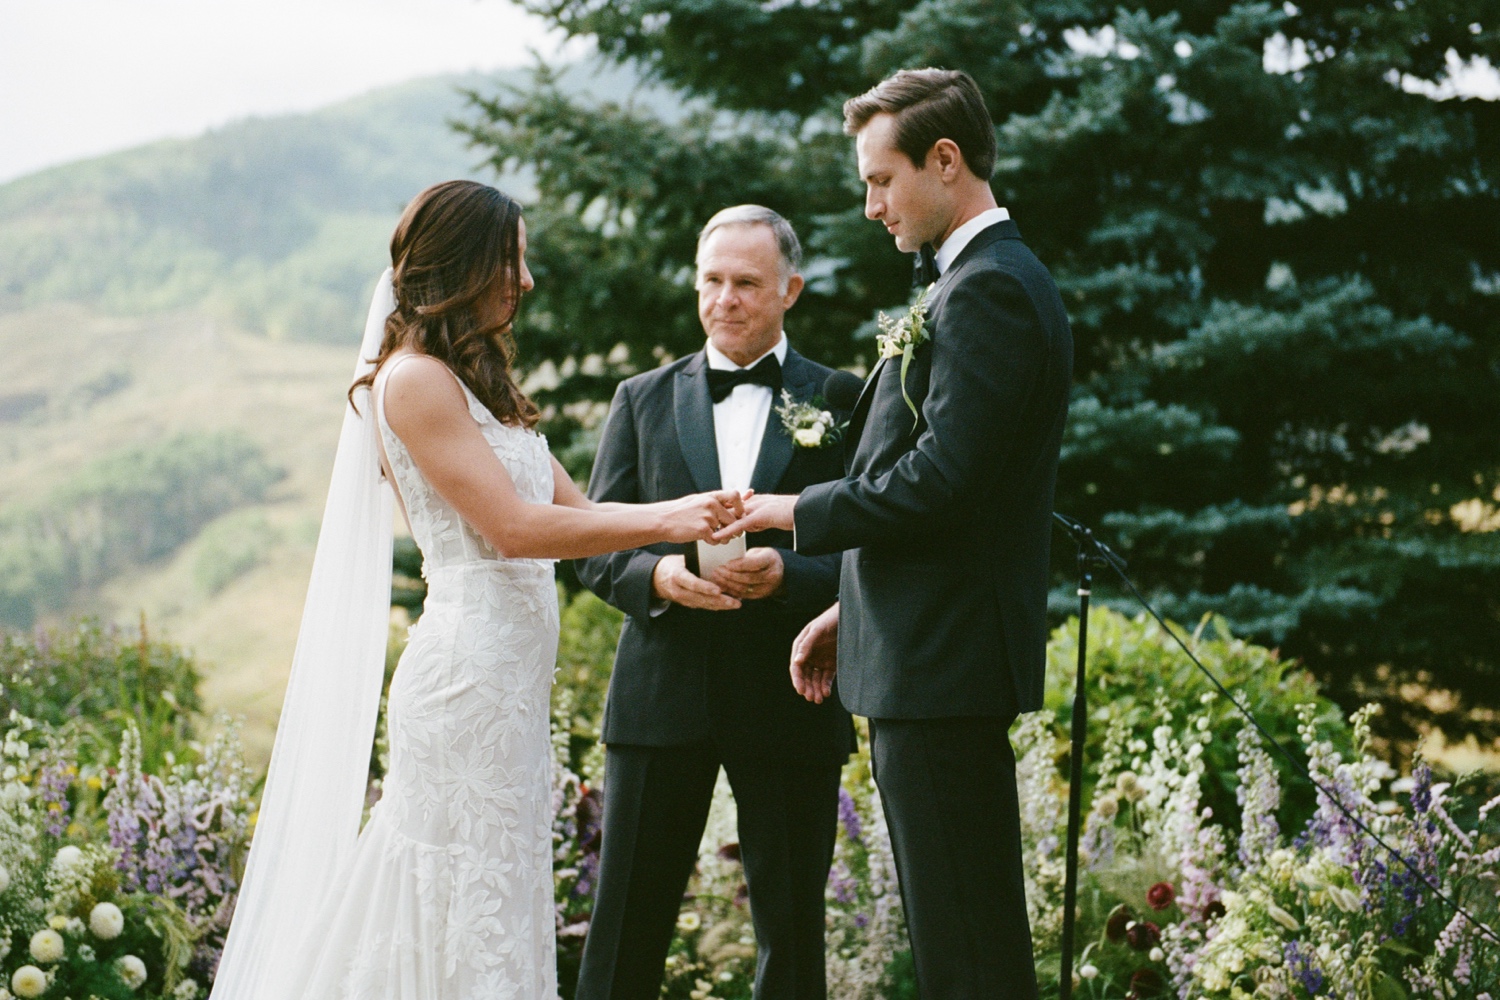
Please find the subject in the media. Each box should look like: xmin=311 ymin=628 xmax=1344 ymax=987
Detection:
xmin=928 ymin=138 xmax=967 ymax=183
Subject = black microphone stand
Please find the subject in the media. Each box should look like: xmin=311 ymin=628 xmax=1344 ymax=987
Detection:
xmin=1051 ymin=512 xmax=1126 ymax=1000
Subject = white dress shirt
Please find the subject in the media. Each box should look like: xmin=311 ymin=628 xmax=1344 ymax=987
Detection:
xmin=704 ymin=333 xmax=789 ymax=492
xmin=935 ymin=206 xmax=1011 ymax=275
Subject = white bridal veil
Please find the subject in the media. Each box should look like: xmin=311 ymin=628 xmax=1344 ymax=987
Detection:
xmin=209 ymin=271 xmax=398 ymax=999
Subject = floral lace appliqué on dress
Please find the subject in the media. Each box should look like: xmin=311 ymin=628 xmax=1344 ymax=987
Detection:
xmin=287 ymin=360 xmax=560 ymax=1000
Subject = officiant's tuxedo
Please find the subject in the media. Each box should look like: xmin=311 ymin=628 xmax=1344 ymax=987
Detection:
xmin=793 ymin=216 xmax=1073 ymax=997
xmin=575 ymin=343 xmax=854 ymax=1000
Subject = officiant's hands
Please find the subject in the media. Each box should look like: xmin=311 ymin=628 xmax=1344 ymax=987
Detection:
xmin=709 ymin=547 xmax=786 ymax=601
xmin=791 ymin=601 xmax=839 ymax=704
xmin=711 ymin=493 xmax=797 ymax=541
xmin=652 ymin=555 xmax=742 ymax=611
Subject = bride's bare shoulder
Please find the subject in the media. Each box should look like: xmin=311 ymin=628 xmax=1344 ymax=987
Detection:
xmin=378 ymin=353 xmax=470 ymax=436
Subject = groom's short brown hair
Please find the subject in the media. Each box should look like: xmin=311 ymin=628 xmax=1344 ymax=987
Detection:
xmin=843 ymin=68 xmax=997 ymax=180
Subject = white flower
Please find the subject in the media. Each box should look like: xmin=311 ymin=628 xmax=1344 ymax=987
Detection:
xmin=172 ymin=978 xmax=201 ymax=1000
xmin=10 ymin=966 xmax=46 ymax=999
xmin=1324 ymin=885 xmax=1361 ymax=913
xmin=51 ymin=845 xmax=83 ymax=871
xmin=1080 ymin=964 xmax=1099 ymax=980
xmin=90 ymin=901 xmax=125 ymax=939
xmin=1265 ymin=901 xmax=1301 ymax=932
xmin=0 ymin=862 xmax=9 ymax=893
xmin=793 ymin=427 xmax=824 ymax=448
xmin=675 ymin=911 xmax=701 ymax=933
xmin=1149 ymin=947 xmax=1164 ymax=962
xmin=29 ymin=929 xmax=64 ymax=964
xmin=116 ymin=954 xmax=148 ymax=990
xmin=78 ymin=943 xmax=97 ymax=962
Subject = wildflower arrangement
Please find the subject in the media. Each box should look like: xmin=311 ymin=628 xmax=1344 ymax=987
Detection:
xmin=823 ymin=759 xmax=909 ymax=999
xmin=0 ymin=712 xmax=253 ymax=1000
xmin=1039 ymin=611 xmax=1500 ymax=999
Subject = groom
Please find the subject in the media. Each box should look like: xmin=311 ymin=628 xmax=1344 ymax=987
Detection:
xmin=717 ymin=70 xmax=1073 ymax=997
xmin=575 ymin=206 xmax=854 ymax=1000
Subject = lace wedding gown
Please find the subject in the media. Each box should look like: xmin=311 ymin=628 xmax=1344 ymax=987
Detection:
xmin=287 ymin=358 xmax=561 ymax=999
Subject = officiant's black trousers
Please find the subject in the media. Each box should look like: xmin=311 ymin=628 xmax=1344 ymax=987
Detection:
xmin=868 ymin=715 xmax=1039 ymax=1000
xmin=576 ymin=743 xmax=843 ymax=1000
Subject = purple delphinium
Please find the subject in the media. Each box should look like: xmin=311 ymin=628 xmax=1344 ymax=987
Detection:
xmin=828 ymin=862 xmax=858 ymax=905
xmin=838 ymin=788 xmax=862 ymax=844
xmin=1284 ymin=940 xmax=1324 ymax=996
xmin=36 ymin=759 xmax=74 ymax=837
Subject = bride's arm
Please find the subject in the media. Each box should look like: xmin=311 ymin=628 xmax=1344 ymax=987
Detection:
xmin=383 ymin=357 xmax=734 ymax=559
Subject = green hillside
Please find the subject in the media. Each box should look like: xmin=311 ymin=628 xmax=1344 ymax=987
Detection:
xmin=0 ymin=60 xmax=650 ymax=342
xmin=0 ymin=60 xmax=654 ymax=763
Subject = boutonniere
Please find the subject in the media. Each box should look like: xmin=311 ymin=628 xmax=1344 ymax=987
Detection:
xmin=875 ymin=283 xmax=933 ymax=428
xmin=775 ymin=390 xmax=843 ymax=449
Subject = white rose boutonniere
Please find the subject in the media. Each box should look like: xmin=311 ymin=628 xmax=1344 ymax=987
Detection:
xmin=875 ymin=283 xmax=933 ymax=429
xmin=775 ymin=390 xmax=843 ymax=450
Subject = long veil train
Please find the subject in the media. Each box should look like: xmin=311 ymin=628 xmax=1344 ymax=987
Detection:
xmin=208 ymin=271 xmax=397 ymax=999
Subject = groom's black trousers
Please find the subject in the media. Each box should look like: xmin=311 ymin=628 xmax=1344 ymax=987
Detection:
xmin=867 ymin=715 xmax=1039 ymax=1000
xmin=576 ymin=743 xmax=842 ymax=1000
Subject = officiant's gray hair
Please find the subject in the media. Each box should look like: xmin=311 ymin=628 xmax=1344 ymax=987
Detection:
xmin=697 ymin=205 xmax=802 ymax=291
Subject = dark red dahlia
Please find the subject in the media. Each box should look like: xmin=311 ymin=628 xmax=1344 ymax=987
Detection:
xmin=1129 ymin=968 xmax=1166 ymax=997
xmin=1106 ymin=904 xmax=1133 ymax=942
xmin=1146 ymin=881 xmax=1175 ymax=911
xmin=1126 ymin=920 xmax=1161 ymax=951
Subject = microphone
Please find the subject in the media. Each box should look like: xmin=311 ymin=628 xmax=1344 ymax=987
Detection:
xmin=824 ymin=370 xmax=865 ymax=412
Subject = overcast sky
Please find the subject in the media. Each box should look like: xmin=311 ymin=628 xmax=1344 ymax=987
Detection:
xmin=0 ymin=0 xmax=567 ymax=183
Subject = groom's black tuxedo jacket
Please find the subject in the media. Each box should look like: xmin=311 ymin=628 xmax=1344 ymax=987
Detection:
xmin=794 ymin=219 xmax=1073 ymax=718
xmin=576 ymin=346 xmax=855 ymax=763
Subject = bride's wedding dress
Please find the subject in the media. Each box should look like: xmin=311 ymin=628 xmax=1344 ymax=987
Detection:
xmin=288 ymin=355 xmax=561 ymax=999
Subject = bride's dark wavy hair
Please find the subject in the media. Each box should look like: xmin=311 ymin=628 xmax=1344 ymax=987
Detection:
xmin=350 ymin=179 xmax=540 ymax=429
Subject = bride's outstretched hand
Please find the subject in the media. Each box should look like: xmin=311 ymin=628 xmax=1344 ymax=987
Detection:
xmin=658 ymin=489 xmax=749 ymax=543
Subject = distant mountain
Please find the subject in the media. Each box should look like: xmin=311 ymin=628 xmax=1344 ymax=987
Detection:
xmin=0 ymin=60 xmax=657 ymax=762
xmin=0 ymin=59 xmax=648 ymax=341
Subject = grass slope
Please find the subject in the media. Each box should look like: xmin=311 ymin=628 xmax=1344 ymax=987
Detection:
xmin=0 ymin=59 xmax=657 ymax=765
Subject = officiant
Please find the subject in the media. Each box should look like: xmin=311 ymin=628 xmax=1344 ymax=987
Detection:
xmin=574 ymin=205 xmax=854 ymax=1000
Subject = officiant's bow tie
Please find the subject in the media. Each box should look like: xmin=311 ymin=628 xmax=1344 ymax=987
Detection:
xmin=707 ymin=354 xmax=783 ymax=402
xmin=913 ymin=243 xmax=939 ymax=287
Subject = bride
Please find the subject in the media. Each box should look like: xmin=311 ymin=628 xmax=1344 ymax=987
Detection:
xmin=208 ymin=180 xmax=744 ymax=1000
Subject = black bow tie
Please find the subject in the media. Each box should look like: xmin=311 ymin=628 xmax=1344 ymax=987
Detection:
xmin=707 ymin=354 xmax=782 ymax=402
xmin=913 ymin=243 xmax=939 ymax=287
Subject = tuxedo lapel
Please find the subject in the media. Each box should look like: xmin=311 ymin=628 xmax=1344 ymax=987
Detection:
xmin=843 ymin=354 xmax=888 ymax=454
xmin=674 ymin=352 xmax=721 ymax=493
xmin=747 ymin=348 xmax=816 ymax=495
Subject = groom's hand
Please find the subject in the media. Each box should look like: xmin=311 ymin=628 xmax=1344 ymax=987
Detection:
xmin=652 ymin=554 xmax=741 ymax=611
xmin=710 ymin=547 xmax=785 ymax=601
xmin=791 ymin=602 xmax=839 ymax=704
xmin=711 ymin=493 xmax=797 ymax=542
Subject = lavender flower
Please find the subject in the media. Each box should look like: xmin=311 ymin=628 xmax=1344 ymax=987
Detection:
xmin=837 ymin=787 xmax=862 ymax=844
xmin=1283 ymin=940 xmax=1324 ymax=996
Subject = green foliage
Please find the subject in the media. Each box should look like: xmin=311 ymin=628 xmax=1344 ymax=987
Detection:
xmin=191 ymin=510 xmax=276 ymax=596
xmin=468 ymin=0 xmax=1500 ymax=747
xmin=1046 ymin=607 xmax=1348 ymax=841
xmin=554 ymin=588 xmax=622 ymax=757
xmin=0 ymin=431 xmax=281 ymax=627
xmin=0 ymin=619 xmax=203 ymax=771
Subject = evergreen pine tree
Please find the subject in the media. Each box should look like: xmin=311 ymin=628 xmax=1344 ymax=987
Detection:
xmin=463 ymin=0 xmax=1500 ymax=746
